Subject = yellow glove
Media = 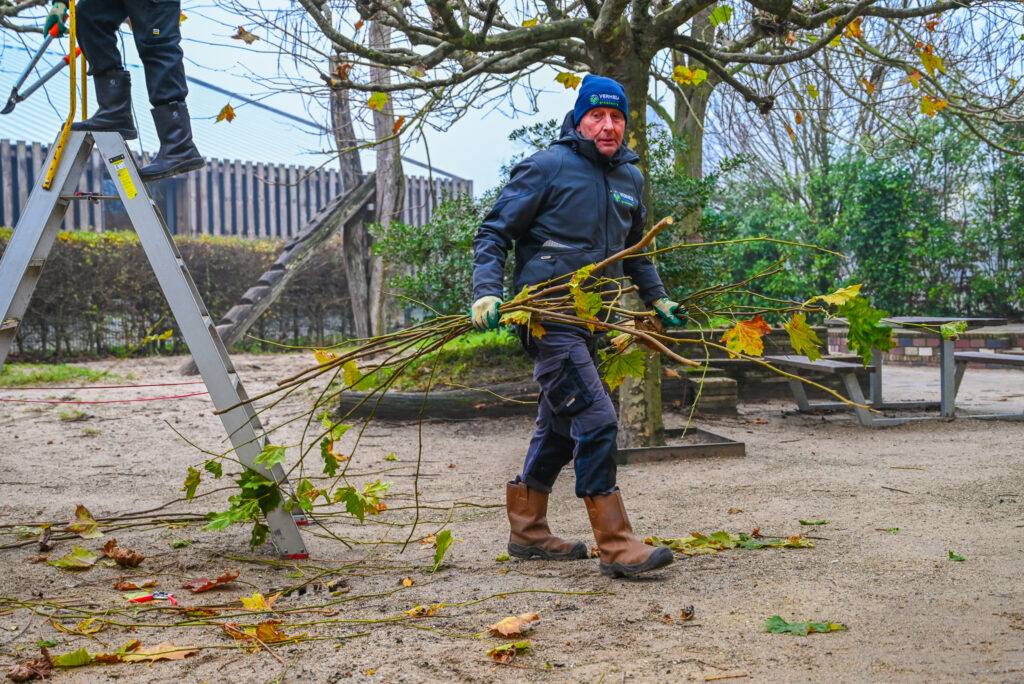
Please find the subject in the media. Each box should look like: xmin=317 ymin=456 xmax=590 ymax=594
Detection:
xmin=652 ymin=298 xmax=684 ymax=326
xmin=471 ymin=296 xmax=502 ymax=331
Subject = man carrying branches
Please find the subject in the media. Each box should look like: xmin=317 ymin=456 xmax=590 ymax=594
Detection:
xmin=472 ymin=75 xmax=683 ymax=578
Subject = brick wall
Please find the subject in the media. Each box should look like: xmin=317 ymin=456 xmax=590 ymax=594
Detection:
xmin=828 ymin=328 xmax=1024 ymax=368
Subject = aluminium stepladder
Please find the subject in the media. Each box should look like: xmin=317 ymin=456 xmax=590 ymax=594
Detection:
xmin=0 ymin=129 xmax=309 ymax=559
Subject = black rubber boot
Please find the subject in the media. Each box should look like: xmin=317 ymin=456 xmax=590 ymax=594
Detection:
xmin=71 ymin=69 xmax=137 ymax=139
xmin=139 ymin=101 xmax=205 ymax=182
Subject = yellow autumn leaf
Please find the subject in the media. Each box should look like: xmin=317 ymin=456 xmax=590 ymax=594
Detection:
xmin=845 ymin=18 xmax=862 ymax=38
xmin=810 ymin=283 xmax=862 ymax=306
xmin=899 ymin=70 xmax=924 ymax=89
xmin=522 ymin=17 xmax=538 ymax=26
xmin=921 ymin=95 xmax=948 ymax=117
xmin=240 ymin=592 xmax=278 ymax=611
xmin=314 ymin=349 xmax=338 ymax=365
xmin=671 ymin=65 xmax=708 ymax=86
xmin=860 ymin=77 xmax=875 ymax=95
xmin=555 ymin=71 xmax=582 ymax=89
xmin=785 ymin=124 xmax=796 ymax=142
xmin=920 ymin=50 xmax=945 ymax=76
xmin=720 ymin=315 xmax=772 ymax=357
xmin=807 ymin=84 xmax=819 ymax=99
xmin=367 ymin=92 xmax=388 ymax=111
xmin=215 ymin=103 xmax=236 ymax=123
xmin=487 ymin=612 xmax=540 ymax=636
xmin=794 ymin=111 xmax=804 ymax=125
xmin=231 ymin=26 xmax=259 ymax=45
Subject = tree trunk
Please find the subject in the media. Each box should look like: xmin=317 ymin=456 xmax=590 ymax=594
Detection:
xmin=674 ymin=8 xmax=714 ymax=237
xmin=368 ymin=21 xmax=406 ymax=337
xmin=613 ymin=56 xmax=665 ymax=448
xmin=330 ymin=58 xmax=376 ymax=340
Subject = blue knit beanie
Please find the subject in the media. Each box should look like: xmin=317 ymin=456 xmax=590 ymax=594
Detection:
xmin=573 ymin=74 xmax=628 ymax=125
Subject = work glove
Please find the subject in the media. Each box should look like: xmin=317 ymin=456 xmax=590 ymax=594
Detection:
xmin=44 ymin=2 xmax=69 ymax=38
xmin=652 ymin=297 xmax=684 ymax=326
xmin=471 ymin=295 xmax=502 ymax=331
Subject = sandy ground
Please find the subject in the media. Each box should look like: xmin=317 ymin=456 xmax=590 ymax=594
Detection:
xmin=0 ymin=353 xmax=1022 ymax=684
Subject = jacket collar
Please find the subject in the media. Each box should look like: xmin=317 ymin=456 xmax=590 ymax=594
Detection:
xmin=552 ymin=110 xmax=639 ymax=168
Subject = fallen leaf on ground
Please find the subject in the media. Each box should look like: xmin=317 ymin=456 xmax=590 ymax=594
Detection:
xmin=404 ymin=603 xmax=444 ymax=617
xmin=765 ymin=615 xmax=845 ymax=635
xmin=50 ymin=647 xmax=92 ymax=667
xmin=47 ymin=545 xmax=98 ymax=570
xmin=240 ymin=591 xmax=278 ymax=611
xmin=6 ymin=649 xmax=52 ymax=681
xmin=121 ymin=642 xmax=197 ymax=663
xmin=182 ymin=569 xmax=240 ymax=593
xmin=67 ymin=504 xmax=101 ymax=539
xmin=102 ymin=539 xmax=144 ymax=567
xmin=798 ymin=520 xmax=829 ymax=526
xmin=727 ymin=508 xmax=742 ymax=514
xmin=646 ymin=530 xmax=813 ymax=555
xmin=114 ymin=579 xmax=157 ymax=590
xmin=948 ymin=550 xmax=965 ymax=562
xmin=487 ymin=612 xmax=539 ymax=636
xmin=680 ymin=605 xmax=695 ymax=621
xmin=92 ymin=640 xmax=141 ymax=664
xmin=402 ymin=577 xmax=414 ymax=587
xmin=487 ymin=641 xmax=531 ymax=663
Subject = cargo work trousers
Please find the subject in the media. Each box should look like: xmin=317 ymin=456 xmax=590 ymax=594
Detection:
xmin=517 ymin=329 xmax=619 ymax=498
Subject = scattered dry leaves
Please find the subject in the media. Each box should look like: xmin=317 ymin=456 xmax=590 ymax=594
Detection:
xmin=67 ymin=504 xmax=101 ymax=539
xmin=102 ymin=538 xmax=144 ymax=567
xmin=182 ymin=569 xmax=240 ymax=593
xmin=487 ymin=612 xmax=539 ymax=636
xmin=121 ymin=642 xmax=197 ymax=663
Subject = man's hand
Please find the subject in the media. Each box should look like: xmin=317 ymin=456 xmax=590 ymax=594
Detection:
xmin=652 ymin=298 xmax=684 ymax=326
xmin=471 ymin=295 xmax=502 ymax=331
xmin=44 ymin=2 xmax=68 ymax=37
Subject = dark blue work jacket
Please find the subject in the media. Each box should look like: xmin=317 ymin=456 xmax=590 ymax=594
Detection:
xmin=472 ymin=112 xmax=668 ymax=314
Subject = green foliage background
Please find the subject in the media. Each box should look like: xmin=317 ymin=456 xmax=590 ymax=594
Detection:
xmin=0 ymin=230 xmax=353 ymax=360
xmin=373 ymin=120 xmax=1023 ymax=322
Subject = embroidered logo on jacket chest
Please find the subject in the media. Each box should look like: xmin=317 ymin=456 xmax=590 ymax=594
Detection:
xmin=610 ymin=190 xmax=637 ymax=208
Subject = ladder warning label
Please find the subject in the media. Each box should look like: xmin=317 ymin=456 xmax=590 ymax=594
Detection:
xmin=108 ymin=154 xmax=137 ymax=200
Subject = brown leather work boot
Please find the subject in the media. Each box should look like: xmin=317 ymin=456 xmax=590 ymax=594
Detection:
xmin=506 ymin=481 xmax=588 ymax=560
xmin=584 ymin=487 xmax=674 ymax=577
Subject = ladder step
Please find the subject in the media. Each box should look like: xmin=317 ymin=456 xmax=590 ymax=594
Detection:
xmin=27 ymin=258 xmax=45 ymax=271
xmin=1 ymin=318 xmax=19 ymax=332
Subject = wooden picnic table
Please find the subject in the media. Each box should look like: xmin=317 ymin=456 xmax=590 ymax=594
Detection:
xmin=855 ymin=316 xmax=1006 ymax=417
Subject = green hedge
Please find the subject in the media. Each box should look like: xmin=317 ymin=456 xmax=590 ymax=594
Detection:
xmin=0 ymin=229 xmax=352 ymax=360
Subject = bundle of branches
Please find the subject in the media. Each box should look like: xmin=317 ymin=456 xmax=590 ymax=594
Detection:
xmin=192 ymin=215 xmax=923 ymax=550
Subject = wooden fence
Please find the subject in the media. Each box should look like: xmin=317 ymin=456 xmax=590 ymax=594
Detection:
xmin=0 ymin=138 xmax=472 ymax=236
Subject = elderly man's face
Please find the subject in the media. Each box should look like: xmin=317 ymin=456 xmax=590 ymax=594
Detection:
xmin=576 ymin=107 xmax=626 ymax=157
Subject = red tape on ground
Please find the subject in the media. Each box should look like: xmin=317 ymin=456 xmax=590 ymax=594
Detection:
xmin=0 ymin=391 xmax=209 ymax=404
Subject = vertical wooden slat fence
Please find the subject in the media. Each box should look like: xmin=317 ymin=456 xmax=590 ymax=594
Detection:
xmin=0 ymin=138 xmax=473 ymax=237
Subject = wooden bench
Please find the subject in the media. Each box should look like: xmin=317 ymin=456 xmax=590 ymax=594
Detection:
xmin=762 ymin=355 xmax=883 ymax=427
xmin=952 ymin=352 xmax=1024 ymax=420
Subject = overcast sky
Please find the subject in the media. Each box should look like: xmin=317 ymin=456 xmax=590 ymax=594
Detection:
xmin=176 ymin=2 xmax=580 ymax=192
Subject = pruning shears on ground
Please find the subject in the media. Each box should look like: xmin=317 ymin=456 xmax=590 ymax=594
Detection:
xmin=2 ymin=3 xmax=80 ymax=115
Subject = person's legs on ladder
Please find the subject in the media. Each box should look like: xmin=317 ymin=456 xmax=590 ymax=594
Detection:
xmin=72 ymin=0 xmax=137 ymax=139
xmin=128 ymin=0 xmax=203 ymax=181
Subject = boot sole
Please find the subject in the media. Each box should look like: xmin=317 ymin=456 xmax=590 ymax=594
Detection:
xmin=508 ymin=541 xmax=588 ymax=561
xmin=140 ymin=157 xmax=206 ymax=183
xmin=599 ymin=546 xmax=674 ymax=577
xmin=69 ymin=124 xmax=138 ymax=140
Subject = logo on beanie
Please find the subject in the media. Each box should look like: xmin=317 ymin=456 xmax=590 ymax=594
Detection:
xmin=590 ymin=94 xmax=599 ymax=105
